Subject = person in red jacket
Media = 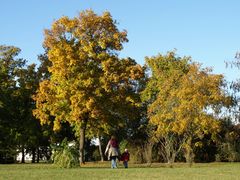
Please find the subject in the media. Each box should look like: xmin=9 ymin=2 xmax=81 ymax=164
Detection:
xmin=121 ymin=148 xmax=130 ymax=168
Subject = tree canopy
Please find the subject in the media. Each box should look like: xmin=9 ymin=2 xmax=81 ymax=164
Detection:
xmin=33 ymin=10 xmax=144 ymax=164
xmin=142 ymin=51 xmax=231 ymax=164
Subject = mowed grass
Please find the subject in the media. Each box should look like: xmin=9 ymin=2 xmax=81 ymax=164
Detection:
xmin=0 ymin=162 xmax=240 ymax=180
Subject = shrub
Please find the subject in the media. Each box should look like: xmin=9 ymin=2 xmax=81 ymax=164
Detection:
xmin=51 ymin=138 xmax=79 ymax=168
xmin=216 ymin=142 xmax=240 ymax=162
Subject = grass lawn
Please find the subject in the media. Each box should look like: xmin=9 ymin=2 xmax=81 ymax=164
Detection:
xmin=0 ymin=162 xmax=240 ymax=180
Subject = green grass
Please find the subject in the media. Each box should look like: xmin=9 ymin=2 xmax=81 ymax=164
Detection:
xmin=0 ymin=162 xmax=240 ymax=180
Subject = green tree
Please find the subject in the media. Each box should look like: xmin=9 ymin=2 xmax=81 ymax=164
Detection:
xmin=226 ymin=52 xmax=240 ymax=122
xmin=0 ymin=45 xmax=26 ymax=163
xmin=217 ymin=52 xmax=240 ymax=162
xmin=33 ymin=10 xmax=144 ymax=165
xmin=213 ymin=119 xmax=240 ymax=162
xmin=16 ymin=63 xmax=51 ymax=163
xmin=0 ymin=45 xmax=52 ymax=163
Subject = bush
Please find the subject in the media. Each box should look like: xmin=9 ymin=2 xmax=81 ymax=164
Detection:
xmin=51 ymin=138 xmax=79 ymax=168
xmin=216 ymin=142 xmax=240 ymax=162
xmin=92 ymin=149 xmax=101 ymax=161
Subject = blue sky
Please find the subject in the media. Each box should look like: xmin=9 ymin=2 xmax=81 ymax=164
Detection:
xmin=1 ymin=0 xmax=239 ymax=81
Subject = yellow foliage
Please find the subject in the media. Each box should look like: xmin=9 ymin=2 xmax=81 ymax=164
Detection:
xmin=143 ymin=52 xmax=229 ymax=143
xmin=33 ymin=9 xmax=144 ymax=135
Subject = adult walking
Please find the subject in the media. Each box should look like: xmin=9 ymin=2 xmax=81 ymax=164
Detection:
xmin=105 ymin=136 xmax=120 ymax=168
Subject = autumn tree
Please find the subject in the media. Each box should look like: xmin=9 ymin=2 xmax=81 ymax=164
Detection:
xmin=142 ymin=51 xmax=230 ymax=165
xmin=33 ymin=10 xmax=144 ymax=165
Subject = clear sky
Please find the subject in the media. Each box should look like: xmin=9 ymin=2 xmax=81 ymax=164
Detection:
xmin=1 ymin=0 xmax=239 ymax=81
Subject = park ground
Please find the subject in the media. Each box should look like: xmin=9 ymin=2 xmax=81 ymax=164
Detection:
xmin=0 ymin=162 xmax=240 ymax=180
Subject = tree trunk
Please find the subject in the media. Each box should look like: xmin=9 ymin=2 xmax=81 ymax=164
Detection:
xmin=184 ymin=137 xmax=194 ymax=167
xmin=98 ymin=136 xmax=104 ymax=162
xmin=21 ymin=146 xmax=25 ymax=163
xmin=160 ymin=134 xmax=186 ymax=167
xmin=144 ymin=142 xmax=153 ymax=164
xmin=31 ymin=148 xmax=36 ymax=163
xmin=37 ymin=148 xmax=40 ymax=163
xmin=165 ymin=136 xmax=176 ymax=167
xmin=79 ymin=120 xmax=87 ymax=165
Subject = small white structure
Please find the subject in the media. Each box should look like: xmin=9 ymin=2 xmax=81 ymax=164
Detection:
xmin=16 ymin=151 xmax=32 ymax=162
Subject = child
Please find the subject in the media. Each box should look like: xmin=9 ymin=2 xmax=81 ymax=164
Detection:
xmin=121 ymin=148 xmax=130 ymax=168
